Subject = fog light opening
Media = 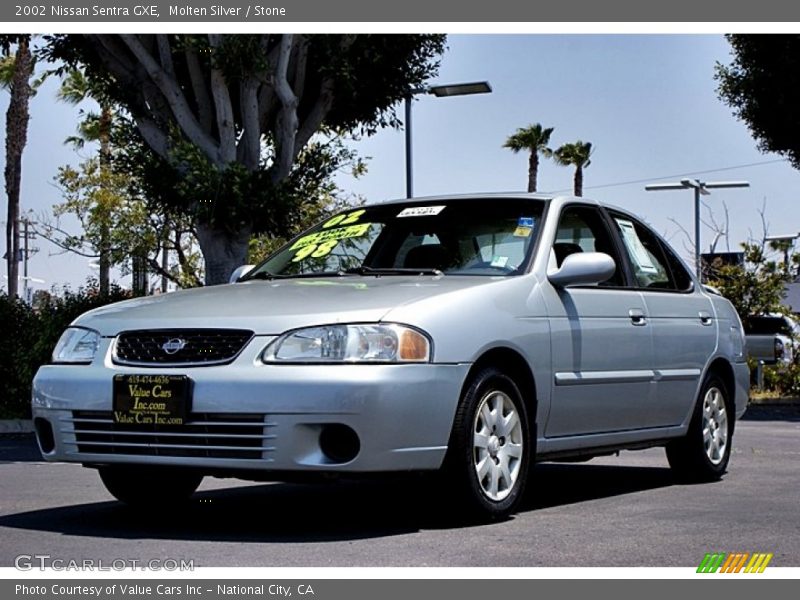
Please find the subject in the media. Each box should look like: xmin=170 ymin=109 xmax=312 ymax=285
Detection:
xmin=34 ymin=418 xmax=55 ymax=454
xmin=319 ymin=424 xmax=360 ymax=464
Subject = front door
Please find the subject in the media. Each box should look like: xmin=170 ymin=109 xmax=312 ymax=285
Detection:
xmin=542 ymin=205 xmax=655 ymax=438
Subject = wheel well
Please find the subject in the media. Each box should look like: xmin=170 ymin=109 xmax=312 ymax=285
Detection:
xmin=707 ymin=357 xmax=736 ymax=406
xmin=465 ymin=348 xmax=537 ymax=424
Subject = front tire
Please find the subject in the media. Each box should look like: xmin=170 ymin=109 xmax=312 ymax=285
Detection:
xmin=443 ymin=367 xmax=532 ymax=519
xmin=666 ymin=373 xmax=733 ymax=482
xmin=98 ymin=465 xmax=203 ymax=507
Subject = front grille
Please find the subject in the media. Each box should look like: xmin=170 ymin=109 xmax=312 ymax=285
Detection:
xmin=114 ymin=329 xmax=253 ymax=366
xmin=67 ymin=411 xmax=275 ymax=460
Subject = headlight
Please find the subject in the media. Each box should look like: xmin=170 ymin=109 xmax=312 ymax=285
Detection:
xmin=263 ymin=324 xmax=431 ymax=363
xmin=52 ymin=327 xmax=101 ymax=364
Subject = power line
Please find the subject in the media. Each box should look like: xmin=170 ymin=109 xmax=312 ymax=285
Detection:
xmin=544 ymin=157 xmax=790 ymax=194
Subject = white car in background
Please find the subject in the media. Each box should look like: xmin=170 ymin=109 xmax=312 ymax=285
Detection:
xmin=744 ymin=313 xmax=799 ymax=365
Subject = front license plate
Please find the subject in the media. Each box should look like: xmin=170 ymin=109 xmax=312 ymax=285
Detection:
xmin=113 ymin=374 xmax=190 ymax=426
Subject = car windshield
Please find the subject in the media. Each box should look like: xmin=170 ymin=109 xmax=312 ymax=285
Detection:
xmin=244 ymin=198 xmax=545 ymax=279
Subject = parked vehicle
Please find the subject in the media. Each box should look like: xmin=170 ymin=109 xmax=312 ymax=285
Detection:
xmin=32 ymin=194 xmax=749 ymax=518
xmin=744 ymin=313 xmax=799 ymax=365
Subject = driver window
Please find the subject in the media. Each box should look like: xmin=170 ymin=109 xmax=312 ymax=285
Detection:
xmin=554 ymin=206 xmax=624 ymax=286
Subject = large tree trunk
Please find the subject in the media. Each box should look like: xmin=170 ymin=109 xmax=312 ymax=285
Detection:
xmin=195 ymin=222 xmax=252 ymax=285
xmin=574 ymin=166 xmax=583 ymax=197
xmin=527 ymin=153 xmax=538 ymax=193
xmin=4 ymin=37 xmax=33 ymax=299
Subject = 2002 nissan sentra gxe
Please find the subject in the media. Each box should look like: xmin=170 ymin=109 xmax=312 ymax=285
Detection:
xmin=32 ymin=194 xmax=748 ymax=518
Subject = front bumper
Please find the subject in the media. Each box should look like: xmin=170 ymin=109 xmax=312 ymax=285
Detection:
xmin=32 ymin=337 xmax=470 ymax=473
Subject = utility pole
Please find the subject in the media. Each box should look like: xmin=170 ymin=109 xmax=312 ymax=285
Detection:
xmin=19 ymin=215 xmax=37 ymax=303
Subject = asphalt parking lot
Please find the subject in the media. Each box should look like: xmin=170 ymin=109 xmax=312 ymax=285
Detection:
xmin=0 ymin=407 xmax=798 ymax=568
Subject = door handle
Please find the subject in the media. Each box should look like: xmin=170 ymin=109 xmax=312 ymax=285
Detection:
xmin=699 ymin=311 xmax=713 ymax=326
xmin=629 ymin=309 xmax=647 ymax=326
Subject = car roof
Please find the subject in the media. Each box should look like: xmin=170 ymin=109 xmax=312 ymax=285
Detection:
xmin=372 ymin=192 xmax=642 ymax=215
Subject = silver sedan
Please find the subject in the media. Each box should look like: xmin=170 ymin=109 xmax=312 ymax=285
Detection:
xmin=32 ymin=194 xmax=749 ymax=519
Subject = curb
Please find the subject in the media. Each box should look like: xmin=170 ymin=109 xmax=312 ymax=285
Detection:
xmin=0 ymin=420 xmax=34 ymax=434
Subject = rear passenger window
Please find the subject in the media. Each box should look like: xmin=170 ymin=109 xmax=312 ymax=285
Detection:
xmin=611 ymin=214 xmax=690 ymax=291
xmin=659 ymin=239 xmax=693 ymax=291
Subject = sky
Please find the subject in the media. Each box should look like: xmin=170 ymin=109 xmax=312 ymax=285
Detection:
xmin=3 ymin=34 xmax=800 ymax=295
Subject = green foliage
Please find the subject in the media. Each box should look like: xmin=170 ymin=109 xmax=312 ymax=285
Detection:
xmin=51 ymin=157 xmax=155 ymax=264
xmin=37 ymin=34 xmax=446 ymax=284
xmin=247 ymin=189 xmax=363 ymax=265
xmin=0 ymin=282 xmax=131 ymax=418
xmin=552 ymin=141 xmax=593 ymax=169
xmin=116 ymin=119 xmax=366 ymax=240
xmin=503 ymin=123 xmax=554 ymax=155
xmin=705 ymin=242 xmax=797 ymax=329
xmin=0 ymin=294 xmax=37 ymax=418
xmin=44 ymin=107 xmax=205 ymax=288
xmin=716 ymin=35 xmax=800 ymax=169
xmin=760 ymin=362 xmax=800 ymax=397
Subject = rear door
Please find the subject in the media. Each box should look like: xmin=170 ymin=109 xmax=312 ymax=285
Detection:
xmin=608 ymin=211 xmax=716 ymax=428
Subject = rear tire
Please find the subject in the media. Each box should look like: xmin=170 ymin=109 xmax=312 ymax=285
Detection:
xmin=666 ymin=373 xmax=733 ymax=482
xmin=98 ymin=466 xmax=203 ymax=507
xmin=443 ymin=367 xmax=532 ymax=520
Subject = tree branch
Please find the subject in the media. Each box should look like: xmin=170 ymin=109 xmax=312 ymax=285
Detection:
xmin=207 ymin=34 xmax=236 ymax=164
xmin=136 ymin=116 xmax=170 ymax=157
xmin=270 ymin=34 xmax=300 ymax=182
xmin=156 ymin=35 xmax=175 ymax=78
xmin=293 ymin=76 xmax=335 ymax=158
xmin=184 ymin=45 xmax=213 ymax=133
xmin=119 ymin=34 xmax=222 ymax=164
xmin=238 ymin=77 xmax=261 ymax=170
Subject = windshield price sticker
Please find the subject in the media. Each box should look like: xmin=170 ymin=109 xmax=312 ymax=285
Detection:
xmin=290 ymin=222 xmax=372 ymax=262
xmin=397 ymin=205 xmax=446 ymax=218
xmin=291 ymin=223 xmax=371 ymax=250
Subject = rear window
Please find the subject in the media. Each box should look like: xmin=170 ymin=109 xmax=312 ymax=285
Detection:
xmin=745 ymin=317 xmax=792 ymax=335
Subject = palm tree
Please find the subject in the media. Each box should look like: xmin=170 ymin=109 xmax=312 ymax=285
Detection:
xmin=503 ymin=123 xmax=554 ymax=193
xmin=57 ymin=68 xmax=114 ymax=294
xmin=553 ymin=141 xmax=593 ymax=197
xmin=1 ymin=36 xmax=34 ymax=298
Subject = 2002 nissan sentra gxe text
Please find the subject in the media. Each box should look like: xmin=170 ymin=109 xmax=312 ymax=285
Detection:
xmin=32 ymin=194 xmax=749 ymax=518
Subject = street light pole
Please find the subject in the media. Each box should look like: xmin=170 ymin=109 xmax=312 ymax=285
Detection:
xmin=405 ymin=95 xmax=414 ymax=198
xmin=404 ymin=81 xmax=492 ymax=198
xmin=645 ymin=178 xmax=749 ymax=280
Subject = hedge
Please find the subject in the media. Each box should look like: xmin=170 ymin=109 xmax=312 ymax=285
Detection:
xmin=0 ymin=283 xmax=131 ymax=419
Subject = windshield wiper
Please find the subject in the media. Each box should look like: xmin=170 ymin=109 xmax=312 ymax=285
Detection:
xmin=246 ymin=270 xmax=349 ymax=281
xmin=344 ymin=266 xmax=444 ymax=277
xmin=244 ymin=270 xmax=284 ymax=281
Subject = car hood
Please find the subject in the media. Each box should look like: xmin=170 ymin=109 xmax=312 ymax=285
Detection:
xmin=74 ymin=276 xmax=498 ymax=336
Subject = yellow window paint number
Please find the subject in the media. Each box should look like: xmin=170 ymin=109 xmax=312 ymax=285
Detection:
xmin=322 ymin=209 xmax=366 ymax=229
xmin=291 ymin=239 xmax=339 ymax=262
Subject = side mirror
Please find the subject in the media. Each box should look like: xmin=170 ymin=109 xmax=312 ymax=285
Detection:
xmin=229 ymin=264 xmax=255 ymax=284
xmin=547 ymin=252 xmax=616 ymax=287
